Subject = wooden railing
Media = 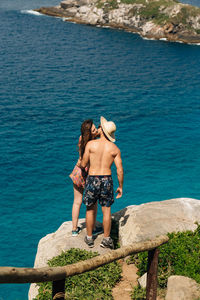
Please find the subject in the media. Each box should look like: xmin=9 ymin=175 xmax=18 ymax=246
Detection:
xmin=0 ymin=235 xmax=169 ymax=300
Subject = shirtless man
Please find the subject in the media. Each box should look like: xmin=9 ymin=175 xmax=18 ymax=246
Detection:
xmin=81 ymin=116 xmax=123 ymax=249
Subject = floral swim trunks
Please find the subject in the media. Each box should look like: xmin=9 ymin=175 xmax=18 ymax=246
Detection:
xmin=83 ymin=175 xmax=114 ymax=207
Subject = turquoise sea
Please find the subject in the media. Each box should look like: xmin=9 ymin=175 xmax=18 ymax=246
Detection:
xmin=1 ymin=0 xmax=200 ymax=298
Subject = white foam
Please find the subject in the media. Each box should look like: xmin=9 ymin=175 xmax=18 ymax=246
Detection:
xmin=159 ymin=37 xmax=167 ymax=41
xmin=187 ymin=42 xmax=200 ymax=46
xmin=62 ymin=17 xmax=72 ymax=21
xmin=142 ymin=36 xmax=156 ymax=41
xmin=20 ymin=10 xmax=43 ymax=16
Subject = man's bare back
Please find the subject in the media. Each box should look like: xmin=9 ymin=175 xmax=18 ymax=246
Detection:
xmin=83 ymin=137 xmax=121 ymax=176
xmin=81 ymin=125 xmax=123 ymax=198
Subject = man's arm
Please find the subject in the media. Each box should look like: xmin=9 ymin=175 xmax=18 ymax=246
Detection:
xmin=114 ymin=149 xmax=123 ymax=198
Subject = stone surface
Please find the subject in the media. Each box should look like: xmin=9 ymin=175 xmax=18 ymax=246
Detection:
xmin=60 ymin=0 xmax=77 ymax=9
xmin=29 ymin=198 xmax=200 ymax=299
xmin=138 ymin=272 xmax=147 ymax=289
xmin=28 ymin=219 xmax=109 ymax=299
xmin=115 ymin=198 xmax=200 ymax=246
xmin=165 ymin=275 xmax=200 ymax=300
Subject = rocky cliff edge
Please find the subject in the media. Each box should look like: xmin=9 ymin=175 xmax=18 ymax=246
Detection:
xmin=29 ymin=197 xmax=200 ymax=299
xmin=35 ymin=0 xmax=200 ymax=44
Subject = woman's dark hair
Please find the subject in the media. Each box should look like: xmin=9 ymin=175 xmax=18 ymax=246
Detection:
xmin=80 ymin=119 xmax=93 ymax=159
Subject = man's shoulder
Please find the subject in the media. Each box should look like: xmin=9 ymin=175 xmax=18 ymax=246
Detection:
xmin=106 ymin=141 xmax=120 ymax=156
xmin=110 ymin=142 xmax=120 ymax=151
xmin=87 ymin=139 xmax=98 ymax=147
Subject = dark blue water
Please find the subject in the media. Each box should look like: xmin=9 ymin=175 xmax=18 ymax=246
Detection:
xmin=1 ymin=0 xmax=200 ymax=298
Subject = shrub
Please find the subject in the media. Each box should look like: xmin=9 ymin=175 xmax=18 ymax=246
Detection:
xmin=131 ymin=285 xmax=146 ymax=300
xmin=129 ymin=225 xmax=200 ymax=290
xmin=34 ymin=248 xmax=122 ymax=300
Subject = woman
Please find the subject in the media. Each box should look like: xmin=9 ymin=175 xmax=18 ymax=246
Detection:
xmin=69 ymin=119 xmax=98 ymax=236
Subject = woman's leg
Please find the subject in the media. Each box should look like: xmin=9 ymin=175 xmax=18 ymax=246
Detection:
xmin=72 ymin=184 xmax=84 ymax=231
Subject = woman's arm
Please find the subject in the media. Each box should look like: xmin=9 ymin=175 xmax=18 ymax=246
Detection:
xmin=81 ymin=143 xmax=90 ymax=168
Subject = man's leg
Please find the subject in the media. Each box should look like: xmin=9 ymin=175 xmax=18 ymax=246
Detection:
xmin=84 ymin=202 xmax=97 ymax=248
xmin=101 ymin=206 xmax=111 ymax=237
xmin=86 ymin=202 xmax=97 ymax=236
xmin=100 ymin=205 xmax=114 ymax=249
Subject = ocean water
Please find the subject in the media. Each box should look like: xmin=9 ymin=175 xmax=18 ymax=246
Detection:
xmin=0 ymin=0 xmax=200 ymax=298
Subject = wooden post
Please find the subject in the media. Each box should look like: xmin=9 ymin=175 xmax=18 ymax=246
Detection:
xmin=52 ymin=279 xmax=65 ymax=300
xmin=146 ymin=248 xmax=159 ymax=300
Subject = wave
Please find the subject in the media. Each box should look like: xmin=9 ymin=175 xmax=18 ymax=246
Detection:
xmin=159 ymin=37 xmax=167 ymax=41
xmin=62 ymin=17 xmax=72 ymax=21
xmin=20 ymin=10 xmax=43 ymax=16
xmin=142 ymin=36 xmax=156 ymax=41
xmin=188 ymin=42 xmax=200 ymax=46
xmin=142 ymin=35 xmax=200 ymax=46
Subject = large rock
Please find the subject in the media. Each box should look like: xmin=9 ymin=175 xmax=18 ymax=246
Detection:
xmin=138 ymin=272 xmax=147 ymax=289
xmin=35 ymin=0 xmax=200 ymax=44
xmin=61 ymin=0 xmax=78 ymax=9
xmin=113 ymin=198 xmax=200 ymax=246
xmin=78 ymin=5 xmax=90 ymax=14
xmin=28 ymin=219 xmax=108 ymax=299
xmin=29 ymin=198 xmax=200 ymax=299
xmin=165 ymin=275 xmax=200 ymax=300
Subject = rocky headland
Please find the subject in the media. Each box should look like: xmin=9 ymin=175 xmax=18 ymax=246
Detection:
xmin=35 ymin=0 xmax=200 ymax=44
xmin=29 ymin=197 xmax=200 ymax=299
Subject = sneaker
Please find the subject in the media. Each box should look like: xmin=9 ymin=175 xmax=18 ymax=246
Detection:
xmin=84 ymin=236 xmax=94 ymax=248
xmin=92 ymin=226 xmax=103 ymax=236
xmin=100 ymin=237 xmax=114 ymax=249
xmin=72 ymin=227 xmax=81 ymax=237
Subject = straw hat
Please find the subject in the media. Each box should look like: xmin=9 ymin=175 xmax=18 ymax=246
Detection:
xmin=100 ymin=116 xmax=116 ymax=142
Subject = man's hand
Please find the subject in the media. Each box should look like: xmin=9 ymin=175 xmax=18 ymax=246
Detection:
xmin=115 ymin=187 xmax=123 ymax=198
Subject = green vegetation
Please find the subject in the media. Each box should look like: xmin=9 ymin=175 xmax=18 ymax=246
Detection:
xmin=171 ymin=6 xmax=199 ymax=27
xmin=121 ymin=0 xmax=146 ymax=4
xmin=97 ymin=0 xmax=118 ymax=10
xmin=96 ymin=0 xmax=200 ymax=31
xmin=34 ymin=248 xmax=122 ymax=300
xmin=131 ymin=285 xmax=146 ymax=299
xmin=129 ymin=225 xmax=200 ymax=299
xmin=33 ymin=223 xmax=200 ymax=299
xmin=137 ymin=1 xmax=171 ymax=25
xmin=123 ymin=0 xmax=180 ymax=25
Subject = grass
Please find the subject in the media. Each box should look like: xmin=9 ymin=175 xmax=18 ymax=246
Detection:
xmin=97 ymin=0 xmax=119 ymax=10
xmin=34 ymin=248 xmax=122 ymax=300
xmin=95 ymin=0 xmax=200 ymax=31
xmin=128 ymin=224 xmax=200 ymax=299
xmin=126 ymin=0 xmax=178 ymax=25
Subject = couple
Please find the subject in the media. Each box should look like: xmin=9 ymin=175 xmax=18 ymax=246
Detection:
xmin=70 ymin=116 xmax=123 ymax=249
